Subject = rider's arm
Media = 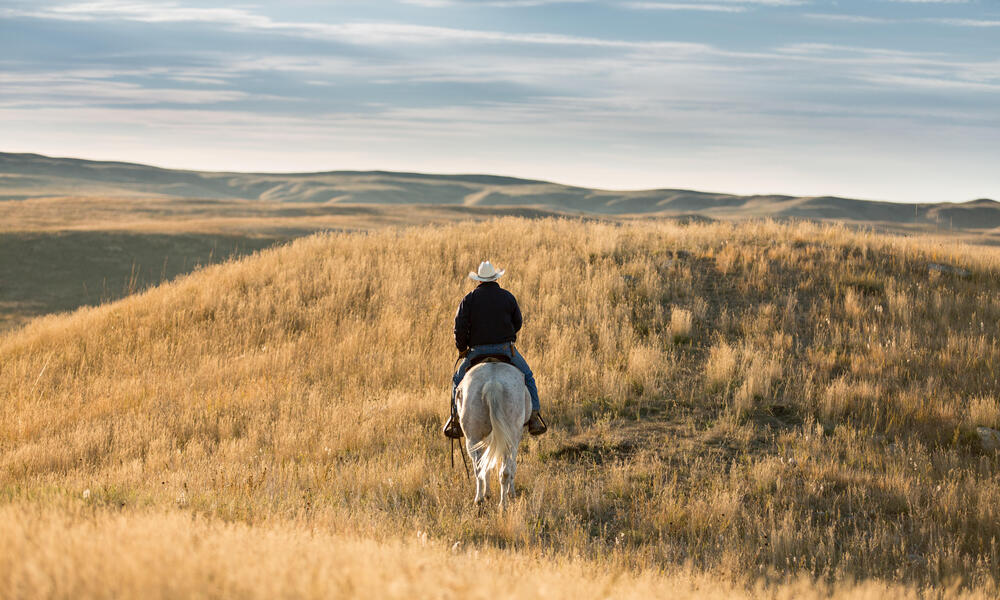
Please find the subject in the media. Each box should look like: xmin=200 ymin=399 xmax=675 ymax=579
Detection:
xmin=454 ymin=297 xmax=471 ymax=351
xmin=511 ymin=294 xmax=522 ymax=334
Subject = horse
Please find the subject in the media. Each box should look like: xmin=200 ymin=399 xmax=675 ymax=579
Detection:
xmin=455 ymin=359 xmax=531 ymax=508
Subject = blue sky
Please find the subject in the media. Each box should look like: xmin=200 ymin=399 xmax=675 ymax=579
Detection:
xmin=1 ymin=0 xmax=998 ymax=202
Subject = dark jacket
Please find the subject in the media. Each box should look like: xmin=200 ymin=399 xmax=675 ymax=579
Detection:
xmin=454 ymin=281 xmax=522 ymax=351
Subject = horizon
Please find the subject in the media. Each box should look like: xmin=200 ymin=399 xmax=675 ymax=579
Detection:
xmin=2 ymin=0 xmax=998 ymax=203
xmin=6 ymin=149 xmax=1000 ymax=204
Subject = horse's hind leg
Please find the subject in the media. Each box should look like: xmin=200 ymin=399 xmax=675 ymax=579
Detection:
xmin=466 ymin=439 xmax=487 ymax=505
xmin=499 ymin=449 xmax=517 ymax=509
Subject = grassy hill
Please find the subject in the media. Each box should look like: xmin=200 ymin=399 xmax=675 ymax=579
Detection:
xmin=0 ymin=194 xmax=564 ymax=332
xmin=4 ymin=152 xmax=997 ymax=334
xmin=2 ymin=218 xmax=999 ymax=596
xmin=3 ymin=152 xmax=998 ymax=226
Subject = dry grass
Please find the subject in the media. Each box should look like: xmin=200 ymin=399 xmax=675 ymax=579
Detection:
xmin=0 ymin=196 xmax=569 ymax=332
xmin=0 ymin=196 xmax=568 ymax=235
xmin=670 ymin=308 xmax=694 ymax=343
xmin=2 ymin=217 xmax=1000 ymax=596
xmin=704 ymin=339 xmax=738 ymax=394
xmin=1 ymin=504 xmax=994 ymax=600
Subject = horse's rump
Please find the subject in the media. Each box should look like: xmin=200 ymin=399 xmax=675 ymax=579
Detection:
xmin=459 ymin=362 xmax=530 ymax=507
xmin=473 ymin=378 xmax=518 ymax=476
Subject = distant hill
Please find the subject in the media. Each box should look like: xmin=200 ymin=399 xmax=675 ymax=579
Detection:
xmin=2 ymin=152 xmax=997 ymax=228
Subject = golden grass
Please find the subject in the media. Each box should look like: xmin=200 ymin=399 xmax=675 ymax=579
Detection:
xmin=2 ymin=504 xmax=994 ymax=600
xmin=2 ymin=217 xmax=1000 ymax=595
xmin=0 ymin=195 xmax=571 ymax=332
xmin=0 ymin=196 xmax=569 ymax=234
xmin=670 ymin=308 xmax=694 ymax=343
xmin=704 ymin=339 xmax=737 ymax=390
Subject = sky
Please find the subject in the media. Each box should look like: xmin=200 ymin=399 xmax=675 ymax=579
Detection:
xmin=1 ymin=0 xmax=998 ymax=203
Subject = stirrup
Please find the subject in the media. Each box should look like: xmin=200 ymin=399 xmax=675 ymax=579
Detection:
xmin=443 ymin=415 xmax=463 ymax=439
xmin=526 ymin=411 xmax=547 ymax=436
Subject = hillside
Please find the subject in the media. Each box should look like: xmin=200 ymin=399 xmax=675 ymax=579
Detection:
xmin=4 ymin=153 xmax=996 ymax=334
xmin=0 ymin=195 xmax=570 ymax=332
xmin=3 ymin=152 xmax=997 ymax=227
xmin=2 ymin=218 xmax=999 ymax=596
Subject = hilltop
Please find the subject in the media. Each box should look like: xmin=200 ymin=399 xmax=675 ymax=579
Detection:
xmin=2 ymin=152 xmax=997 ymax=228
xmin=2 ymin=218 xmax=999 ymax=596
xmin=5 ymin=153 xmax=997 ymax=333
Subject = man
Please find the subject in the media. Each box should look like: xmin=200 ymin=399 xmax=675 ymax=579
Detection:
xmin=443 ymin=260 xmax=547 ymax=438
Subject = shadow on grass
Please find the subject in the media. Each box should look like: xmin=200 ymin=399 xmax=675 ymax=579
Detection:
xmin=0 ymin=231 xmax=285 ymax=330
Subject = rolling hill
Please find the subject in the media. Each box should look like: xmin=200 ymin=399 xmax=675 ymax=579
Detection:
xmin=2 ymin=152 xmax=997 ymax=228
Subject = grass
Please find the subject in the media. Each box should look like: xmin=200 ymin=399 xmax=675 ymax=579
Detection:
xmin=4 ymin=505 xmax=995 ymax=600
xmin=2 ymin=217 xmax=1000 ymax=596
xmin=0 ymin=230 xmax=282 ymax=332
xmin=12 ymin=505 xmax=997 ymax=600
xmin=0 ymin=196 xmax=568 ymax=332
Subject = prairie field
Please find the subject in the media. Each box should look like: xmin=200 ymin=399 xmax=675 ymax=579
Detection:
xmin=2 ymin=217 xmax=1000 ymax=597
xmin=0 ymin=195 xmax=563 ymax=332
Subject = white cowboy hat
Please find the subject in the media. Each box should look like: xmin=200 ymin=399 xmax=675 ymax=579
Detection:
xmin=469 ymin=260 xmax=505 ymax=282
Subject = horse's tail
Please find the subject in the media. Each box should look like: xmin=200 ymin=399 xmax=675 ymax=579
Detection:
xmin=474 ymin=379 xmax=517 ymax=477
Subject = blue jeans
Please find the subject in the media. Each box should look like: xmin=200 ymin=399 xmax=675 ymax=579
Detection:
xmin=452 ymin=343 xmax=540 ymax=412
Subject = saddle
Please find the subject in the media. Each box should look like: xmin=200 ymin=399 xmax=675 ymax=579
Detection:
xmin=469 ymin=354 xmax=513 ymax=368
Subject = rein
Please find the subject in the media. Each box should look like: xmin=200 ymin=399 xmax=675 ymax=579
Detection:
xmin=451 ymin=437 xmax=471 ymax=480
xmin=450 ymin=353 xmax=471 ymax=481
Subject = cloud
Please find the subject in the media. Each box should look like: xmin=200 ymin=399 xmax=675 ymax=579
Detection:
xmin=776 ymin=42 xmax=944 ymax=59
xmin=2 ymin=0 xmax=997 ymax=202
xmin=3 ymin=2 xmax=717 ymax=51
xmin=928 ymin=18 xmax=1000 ymax=27
xmin=2 ymin=2 xmax=274 ymax=25
xmin=400 ymin=0 xmax=588 ymax=6
xmin=802 ymin=14 xmax=1000 ymax=28
xmin=6 ymin=0 xmax=810 ymax=22
xmin=6 ymin=5 xmax=996 ymax=116
xmin=402 ymin=0 xmax=806 ymax=5
xmin=625 ymin=0 xmax=804 ymax=9
xmin=771 ymin=44 xmax=1000 ymax=97
xmin=716 ymin=0 xmax=805 ymax=4
xmin=802 ymin=13 xmax=896 ymax=24
xmin=624 ymin=3 xmax=748 ymax=12
xmin=866 ymin=74 xmax=1000 ymax=92
xmin=0 ymin=78 xmax=249 ymax=106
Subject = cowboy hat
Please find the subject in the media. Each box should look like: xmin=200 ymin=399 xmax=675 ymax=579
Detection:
xmin=469 ymin=260 xmax=505 ymax=282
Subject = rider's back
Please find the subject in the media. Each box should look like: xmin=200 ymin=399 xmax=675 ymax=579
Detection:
xmin=454 ymin=281 xmax=522 ymax=350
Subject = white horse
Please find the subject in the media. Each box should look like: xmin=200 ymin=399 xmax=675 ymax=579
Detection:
xmin=456 ymin=360 xmax=531 ymax=508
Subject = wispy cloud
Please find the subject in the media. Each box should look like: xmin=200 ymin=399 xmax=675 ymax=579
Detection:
xmin=3 ymin=2 xmax=716 ymax=50
xmin=803 ymin=13 xmax=896 ymax=24
xmin=404 ymin=0 xmax=805 ymax=5
xmin=626 ymin=0 xmax=804 ymax=9
xmin=928 ymin=18 xmax=1000 ymax=27
xmin=720 ymin=0 xmax=805 ymax=4
xmin=400 ymin=0 xmax=588 ymax=6
xmin=867 ymin=74 xmax=1000 ymax=92
xmin=624 ymin=3 xmax=747 ymax=12
xmin=0 ymin=77 xmax=249 ymax=106
xmin=2 ymin=0 xmax=997 ymax=202
xmin=803 ymin=13 xmax=1000 ymax=28
xmin=3 ymin=2 xmax=273 ymax=25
